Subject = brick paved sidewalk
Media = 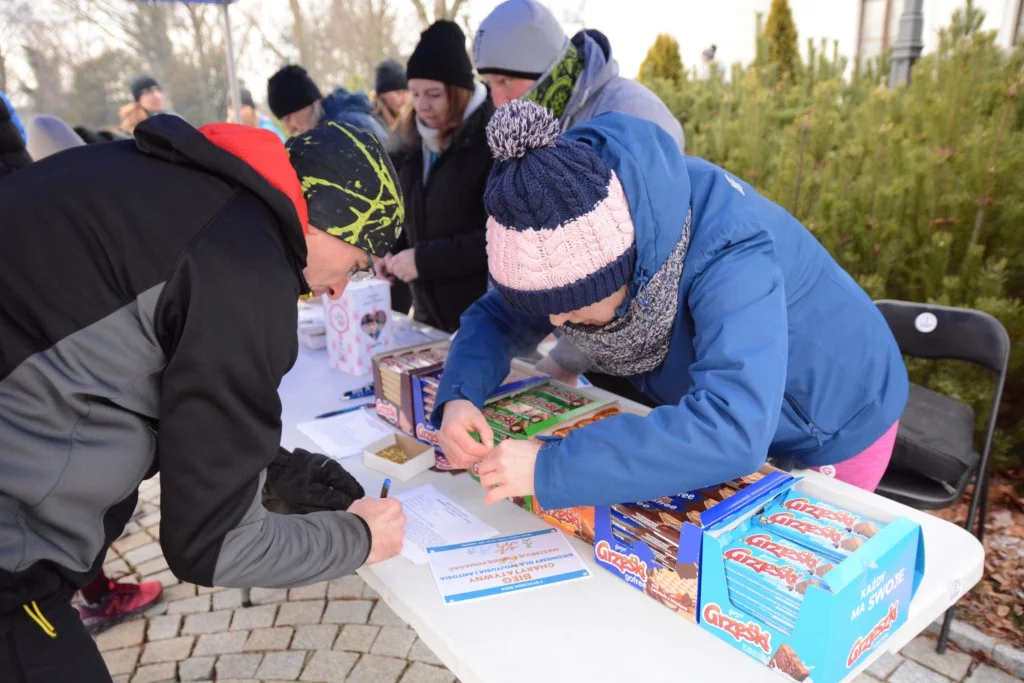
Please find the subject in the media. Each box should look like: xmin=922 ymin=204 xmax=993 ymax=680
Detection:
xmin=95 ymin=477 xmax=1021 ymax=683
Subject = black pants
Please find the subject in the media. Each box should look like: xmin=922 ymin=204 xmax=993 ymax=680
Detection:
xmin=0 ymin=589 xmax=111 ymax=683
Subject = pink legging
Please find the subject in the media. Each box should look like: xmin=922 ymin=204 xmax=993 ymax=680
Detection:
xmin=811 ymin=421 xmax=900 ymax=492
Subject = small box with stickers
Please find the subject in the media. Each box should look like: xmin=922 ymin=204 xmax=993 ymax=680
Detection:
xmin=699 ymin=482 xmax=924 ymax=683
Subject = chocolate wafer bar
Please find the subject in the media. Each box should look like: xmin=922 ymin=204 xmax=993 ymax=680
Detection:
xmin=757 ymin=503 xmax=873 ymax=561
xmin=731 ymin=530 xmax=836 ymax=577
xmin=533 ymin=384 xmax=594 ymax=408
xmin=482 ymin=406 xmax=529 ymax=434
xmin=776 ymin=492 xmax=884 ymax=536
xmin=768 ymin=643 xmax=810 ymax=682
xmin=492 ymin=397 xmax=552 ymax=423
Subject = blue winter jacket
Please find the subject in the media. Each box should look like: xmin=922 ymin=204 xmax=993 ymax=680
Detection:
xmin=431 ymin=113 xmax=908 ymax=510
xmin=321 ymin=88 xmax=389 ymax=147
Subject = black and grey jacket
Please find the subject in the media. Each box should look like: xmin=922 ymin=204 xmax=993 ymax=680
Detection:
xmin=0 ymin=116 xmax=369 ymax=607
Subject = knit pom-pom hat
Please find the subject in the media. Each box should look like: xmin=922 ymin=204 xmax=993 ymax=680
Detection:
xmin=484 ymin=100 xmax=636 ymax=316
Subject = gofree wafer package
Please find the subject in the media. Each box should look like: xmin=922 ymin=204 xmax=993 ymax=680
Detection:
xmin=594 ymin=464 xmax=794 ymax=623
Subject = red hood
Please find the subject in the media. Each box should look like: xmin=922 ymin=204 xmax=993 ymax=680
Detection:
xmin=198 ymin=123 xmax=307 ymax=233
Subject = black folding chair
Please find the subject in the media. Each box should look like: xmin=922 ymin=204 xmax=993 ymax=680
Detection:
xmin=874 ymin=300 xmax=1010 ymax=653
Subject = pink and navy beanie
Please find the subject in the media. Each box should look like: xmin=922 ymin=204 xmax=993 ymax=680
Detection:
xmin=484 ymin=100 xmax=636 ymax=316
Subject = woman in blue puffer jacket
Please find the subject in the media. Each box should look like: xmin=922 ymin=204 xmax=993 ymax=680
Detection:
xmin=432 ymin=101 xmax=908 ymax=508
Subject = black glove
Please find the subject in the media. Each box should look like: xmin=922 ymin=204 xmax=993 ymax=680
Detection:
xmin=263 ymin=448 xmax=365 ymax=515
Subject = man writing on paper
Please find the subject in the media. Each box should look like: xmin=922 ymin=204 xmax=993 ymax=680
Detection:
xmin=0 ymin=116 xmax=405 ymax=682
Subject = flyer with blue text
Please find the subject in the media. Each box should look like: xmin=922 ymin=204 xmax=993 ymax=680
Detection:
xmin=427 ymin=528 xmax=591 ymax=604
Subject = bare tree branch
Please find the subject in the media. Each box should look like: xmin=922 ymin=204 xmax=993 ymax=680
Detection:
xmin=239 ymin=9 xmax=288 ymax=63
xmin=409 ymin=0 xmax=430 ymax=28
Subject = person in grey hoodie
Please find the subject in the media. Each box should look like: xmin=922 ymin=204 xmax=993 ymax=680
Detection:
xmin=267 ymin=64 xmax=389 ymax=145
xmin=472 ymin=0 xmax=684 ymax=152
xmin=472 ymin=0 xmax=684 ymax=402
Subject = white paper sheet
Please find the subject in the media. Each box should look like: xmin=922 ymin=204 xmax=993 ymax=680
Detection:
xmin=394 ymin=485 xmax=499 ymax=565
xmin=428 ymin=528 xmax=591 ymax=604
xmin=296 ymin=408 xmax=396 ymax=460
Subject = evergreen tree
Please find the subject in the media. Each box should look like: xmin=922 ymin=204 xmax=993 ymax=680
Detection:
xmin=667 ymin=2 xmax=1024 ymax=465
xmin=764 ymin=0 xmax=799 ymax=81
xmin=638 ymin=34 xmax=684 ymax=87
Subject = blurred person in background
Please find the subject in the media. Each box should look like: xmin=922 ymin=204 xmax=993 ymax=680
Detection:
xmin=129 ymin=75 xmax=170 ymax=117
xmin=472 ymin=0 xmax=685 ymax=404
xmin=372 ymin=58 xmax=411 ymax=133
xmin=227 ymin=87 xmax=286 ymax=142
xmin=0 ymin=94 xmax=31 ymax=174
xmin=377 ymin=21 xmax=493 ymax=333
xmin=0 ymin=90 xmax=26 ymax=145
xmin=119 ymin=102 xmax=150 ymax=136
xmin=472 ymin=0 xmax=683 ymax=148
xmin=267 ymin=64 xmax=388 ymax=144
xmin=372 ymin=58 xmax=414 ymax=315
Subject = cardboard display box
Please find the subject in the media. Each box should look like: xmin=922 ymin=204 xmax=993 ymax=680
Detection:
xmin=699 ymin=480 xmax=924 ymax=683
xmin=410 ymin=360 xmax=548 ymax=470
xmin=324 ymin=281 xmax=393 ymax=375
xmin=592 ymin=466 xmax=794 ymax=624
xmin=372 ymin=342 xmax=449 ymax=435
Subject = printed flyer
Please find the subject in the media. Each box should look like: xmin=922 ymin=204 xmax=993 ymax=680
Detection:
xmin=427 ymin=528 xmax=591 ymax=604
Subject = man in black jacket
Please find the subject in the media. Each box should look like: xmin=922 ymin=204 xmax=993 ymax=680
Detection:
xmin=0 ymin=116 xmax=406 ymax=682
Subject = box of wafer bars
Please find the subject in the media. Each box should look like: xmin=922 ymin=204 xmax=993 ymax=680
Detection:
xmin=462 ymin=385 xmax=621 ymax=542
xmin=372 ymin=342 xmax=450 ymax=435
xmin=593 ymin=465 xmax=794 ymax=624
xmin=410 ymin=360 xmax=549 ymax=470
xmin=699 ymin=479 xmax=925 ymax=683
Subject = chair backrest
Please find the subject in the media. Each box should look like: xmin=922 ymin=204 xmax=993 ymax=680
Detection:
xmin=875 ymin=300 xmax=1011 ymax=375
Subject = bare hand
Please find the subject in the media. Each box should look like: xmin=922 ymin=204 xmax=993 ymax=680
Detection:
xmin=376 ymin=254 xmax=395 ymax=284
xmin=476 ymin=439 xmax=542 ymax=504
xmin=534 ymin=354 xmax=579 ymax=385
xmin=348 ymin=497 xmax=406 ymax=564
xmin=438 ymin=399 xmax=493 ymax=470
xmin=389 ymin=249 xmax=418 ymax=283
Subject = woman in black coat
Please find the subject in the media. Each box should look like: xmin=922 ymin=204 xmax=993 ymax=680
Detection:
xmin=379 ymin=20 xmax=494 ymax=333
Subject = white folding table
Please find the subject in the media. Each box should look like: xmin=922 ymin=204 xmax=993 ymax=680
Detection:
xmin=279 ymin=336 xmax=984 ymax=683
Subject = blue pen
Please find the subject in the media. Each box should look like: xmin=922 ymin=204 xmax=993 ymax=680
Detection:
xmin=342 ymin=385 xmax=375 ymax=400
xmin=314 ymin=404 xmax=366 ymax=420
xmin=380 ymin=478 xmax=391 ymax=498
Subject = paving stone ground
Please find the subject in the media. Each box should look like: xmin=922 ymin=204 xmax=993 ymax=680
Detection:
xmin=92 ymin=477 xmax=1020 ymax=683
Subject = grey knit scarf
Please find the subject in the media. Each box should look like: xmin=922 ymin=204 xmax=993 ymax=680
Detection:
xmin=559 ymin=210 xmax=691 ymax=377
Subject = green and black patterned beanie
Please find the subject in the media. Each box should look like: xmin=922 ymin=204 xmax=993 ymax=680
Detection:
xmin=286 ymin=121 xmax=404 ymax=257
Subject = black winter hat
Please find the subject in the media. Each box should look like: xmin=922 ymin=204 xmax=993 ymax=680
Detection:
xmin=406 ymin=20 xmax=476 ymax=91
xmin=374 ymin=59 xmax=408 ymax=95
xmin=267 ymin=65 xmax=323 ymax=119
xmin=238 ymin=87 xmax=256 ymax=109
xmin=129 ymin=75 xmax=159 ymax=102
xmin=287 ymin=121 xmax=405 ymax=257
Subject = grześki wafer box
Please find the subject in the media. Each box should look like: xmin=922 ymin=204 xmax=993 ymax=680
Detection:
xmin=699 ymin=479 xmax=924 ymax=683
xmin=593 ymin=465 xmax=793 ymax=624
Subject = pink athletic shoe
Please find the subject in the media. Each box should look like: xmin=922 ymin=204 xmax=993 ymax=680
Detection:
xmin=77 ymin=579 xmax=163 ymax=634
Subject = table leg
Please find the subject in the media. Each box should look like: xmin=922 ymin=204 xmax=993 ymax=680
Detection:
xmin=240 ymin=587 xmax=252 ymax=608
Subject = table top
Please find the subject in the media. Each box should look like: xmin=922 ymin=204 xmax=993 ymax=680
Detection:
xmin=279 ymin=341 xmax=984 ymax=683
